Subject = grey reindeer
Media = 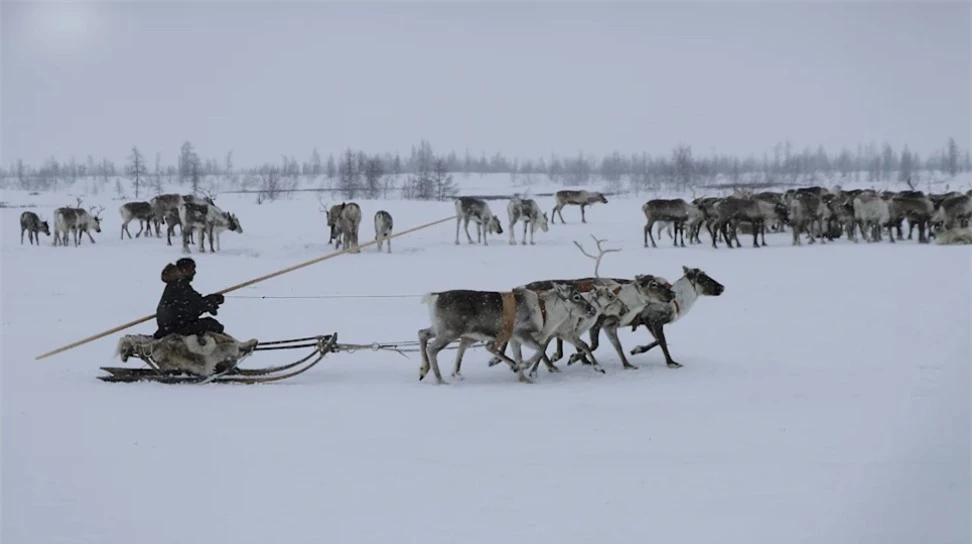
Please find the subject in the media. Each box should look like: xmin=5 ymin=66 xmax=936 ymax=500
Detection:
xmin=454 ymin=196 xmax=503 ymax=246
xmin=19 ymin=211 xmax=50 ymax=245
xmin=417 ymin=283 xmax=597 ymax=385
xmin=506 ymin=196 xmax=549 ymax=245
xmin=119 ymin=201 xmax=157 ymax=239
xmin=641 ymin=198 xmax=700 ymax=248
xmin=486 ymin=279 xmax=632 ymax=377
xmin=53 ymin=201 xmax=104 ymax=247
xmin=550 ymin=189 xmax=608 ymax=224
xmin=374 ymin=210 xmax=394 ymax=253
xmin=324 ymin=201 xmax=362 ymax=252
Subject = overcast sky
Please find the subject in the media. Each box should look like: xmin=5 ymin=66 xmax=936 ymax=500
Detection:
xmin=3 ymin=1 xmax=969 ymax=168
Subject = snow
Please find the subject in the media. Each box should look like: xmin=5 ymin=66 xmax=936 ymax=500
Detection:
xmin=2 ymin=177 xmax=969 ymax=544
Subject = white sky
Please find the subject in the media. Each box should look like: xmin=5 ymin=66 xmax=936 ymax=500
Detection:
xmin=2 ymin=0 xmax=969 ymax=168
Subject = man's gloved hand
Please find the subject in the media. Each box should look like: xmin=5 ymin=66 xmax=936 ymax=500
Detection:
xmin=205 ymin=293 xmax=225 ymax=312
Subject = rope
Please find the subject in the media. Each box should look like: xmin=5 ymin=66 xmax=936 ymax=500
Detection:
xmin=227 ymin=294 xmax=423 ymax=300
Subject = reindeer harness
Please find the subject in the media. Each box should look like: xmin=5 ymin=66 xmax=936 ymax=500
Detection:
xmin=495 ymin=292 xmax=518 ymax=345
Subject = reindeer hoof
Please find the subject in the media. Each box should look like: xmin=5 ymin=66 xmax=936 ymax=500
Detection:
xmin=547 ymin=364 xmax=561 ymax=373
xmin=487 ymin=357 xmax=503 ymax=367
xmin=622 ymin=363 xmax=639 ymax=370
xmin=517 ymin=374 xmax=534 ymax=384
xmin=667 ymin=361 xmax=683 ymax=369
xmin=451 ymin=372 xmax=464 ymax=381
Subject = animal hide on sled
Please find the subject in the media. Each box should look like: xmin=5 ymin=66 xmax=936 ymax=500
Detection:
xmin=115 ymin=332 xmax=258 ymax=376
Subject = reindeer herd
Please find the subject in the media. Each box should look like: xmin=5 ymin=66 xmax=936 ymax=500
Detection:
xmin=18 ymin=193 xmax=244 ymax=254
xmin=16 ymin=184 xmax=971 ymax=256
xmin=641 ymin=185 xmax=972 ymax=249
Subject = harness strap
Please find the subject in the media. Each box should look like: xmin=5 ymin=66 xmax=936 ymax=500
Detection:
xmin=495 ymin=292 xmax=517 ymax=345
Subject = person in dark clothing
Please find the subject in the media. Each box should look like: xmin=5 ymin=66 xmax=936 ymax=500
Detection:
xmin=153 ymin=258 xmax=226 ymax=340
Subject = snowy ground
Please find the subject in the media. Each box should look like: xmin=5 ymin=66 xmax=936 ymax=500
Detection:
xmin=2 ymin=179 xmax=969 ymax=544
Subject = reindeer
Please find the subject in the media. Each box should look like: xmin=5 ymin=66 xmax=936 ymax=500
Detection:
xmin=507 ymin=196 xmax=549 ymax=245
xmin=550 ymin=190 xmax=608 ymax=224
xmin=150 ymin=194 xmax=183 ymax=237
xmin=454 ymin=196 xmax=502 ymax=246
xmin=53 ymin=200 xmax=104 ymax=247
xmin=624 ymin=266 xmax=726 ymax=369
xmin=178 ymin=201 xmax=242 ymax=254
xmin=534 ymin=274 xmax=676 ymax=373
xmin=931 ymin=194 xmax=971 ymax=231
xmin=707 ymin=196 xmax=768 ymax=248
xmin=641 ymin=198 xmax=700 ymax=248
xmin=373 ymin=210 xmax=394 ymax=253
xmin=119 ymin=201 xmax=157 ymax=239
xmin=324 ymin=202 xmax=362 ymax=252
xmin=504 ymin=278 xmax=628 ymax=378
xmin=151 ymin=193 xmax=213 ymax=241
xmin=787 ymin=191 xmax=828 ymax=246
xmin=887 ymin=193 xmax=935 ymax=244
xmin=19 ymin=211 xmax=50 ymax=245
xmin=416 ymin=283 xmax=597 ymax=384
xmin=852 ymin=190 xmax=891 ymax=242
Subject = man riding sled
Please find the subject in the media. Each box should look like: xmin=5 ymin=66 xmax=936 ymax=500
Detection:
xmin=149 ymin=258 xmax=257 ymax=370
xmin=154 ymin=257 xmax=228 ymax=340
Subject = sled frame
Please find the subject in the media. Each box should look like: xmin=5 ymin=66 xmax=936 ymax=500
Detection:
xmin=98 ymin=334 xmax=338 ymax=384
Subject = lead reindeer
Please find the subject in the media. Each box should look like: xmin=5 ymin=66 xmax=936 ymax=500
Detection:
xmin=551 ymin=190 xmax=608 ymax=224
xmin=374 ymin=210 xmax=394 ymax=253
xmin=324 ymin=202 xmax=362 ymax=252
xmin=53 ymin=200 xmax=104 ymax=247
xmin=19 ymin=211 xmax=50 ymax=245
xmin=507 ymin=196 xmax=549 ymax=245
xmin=624 ymin=266 xmax=726 ymax=370
xmin=119 ymin=201 xmax=157 ymax=239
xmin=417 ymin=283 xmax=597 ymax=385
xmin=454 ymin=196 xmax=502 ymax=245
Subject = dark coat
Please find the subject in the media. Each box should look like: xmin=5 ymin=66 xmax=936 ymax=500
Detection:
xmin=153 ymin=263 xmax=223 ymax=339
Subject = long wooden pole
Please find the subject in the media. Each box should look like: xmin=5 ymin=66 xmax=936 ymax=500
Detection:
xmin=34 ymin=214 xmax=457 ymax=361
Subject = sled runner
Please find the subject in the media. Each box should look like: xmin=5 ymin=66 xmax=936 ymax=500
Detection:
xmin=100 ymin=332 xmax=338 ymax=384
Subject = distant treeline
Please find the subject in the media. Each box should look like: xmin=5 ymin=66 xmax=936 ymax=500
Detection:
xmin=3 ymin=138 xmax=969 ymax=198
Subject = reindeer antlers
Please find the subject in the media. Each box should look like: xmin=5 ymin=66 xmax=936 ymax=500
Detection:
xmin=573 ymin=234 xmax=620 ymax=278
xmin=89 ymin=204 xmax=105 ymax=218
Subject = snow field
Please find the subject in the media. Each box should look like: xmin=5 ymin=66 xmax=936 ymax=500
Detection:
xmin=2 ymin=182 xmax=969 ymax=544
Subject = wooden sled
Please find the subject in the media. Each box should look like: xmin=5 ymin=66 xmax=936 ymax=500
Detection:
xmin=99 ymin=333 xmax=338 ymax=384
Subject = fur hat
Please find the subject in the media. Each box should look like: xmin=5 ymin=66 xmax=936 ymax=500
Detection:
xmin=161 ymin=258 xmax=196 ymax=283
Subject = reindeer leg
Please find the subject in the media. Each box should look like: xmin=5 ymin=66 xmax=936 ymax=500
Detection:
xmin=464 ymin=217 xmax=475 ymax=244
xmin=550 ymin=337 xmax=565 ymax=363
xmin=423 ymin=334 xmax=452 ymax=385
xmin=651 ymin=323 xmax=681 ymax=368
xmin=630 ymin=340 xmax=659 ymax=355
xmin=647 ymin=220 xmax=658 ymax=248
xmin=487 ymin=341 xmax=510 ymax=367
xmin=485 ymin=342 xmax=532 ymax=384
xmin=563 ymin=335 xmax=604 ymax=374
xmin=450 ymin=338 xmax=475 ymax=379
xmin=580 ymin=204 xmax=587 ymax=223
xmin=602 ymin=321 xmax=638 ymax=369
xmin=523 ymin=221 xmax=530 ymax=245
